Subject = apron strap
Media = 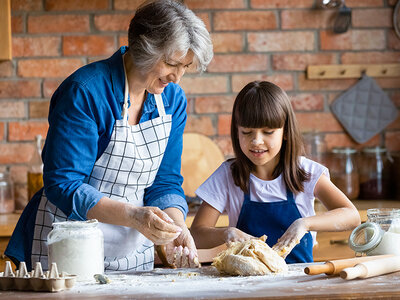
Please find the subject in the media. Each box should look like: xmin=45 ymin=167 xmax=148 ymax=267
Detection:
xmin=154 ymin=94 xmax=166 ymax=117
xmin=122 ymin=55 xmax=129 ymax=121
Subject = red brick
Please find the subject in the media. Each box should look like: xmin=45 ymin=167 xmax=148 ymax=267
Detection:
xmin=185 ymin=0 xmax=245 ymax=9
xmin=218 ymin=114 xmax=231 ymax=136
xmin=0 ymin=80 xmax=41 ymax=98
xmin=290 ymin=93 xmax=325 ymax=111
xmin=0 ymin=61 xmax=14 ymax=77
xmin=185 ymin=115 xmax=215 ymax=136
xmin=387 ymin=114 xmax=400 ymax=130
xmin=0 ymin=102 xmax=25 ymax=118
xmin=8 ymin=121 xmax=49 ymax=142
xmin=196 ymin=13 xmax=211 ymax=32
xmin=28 ymin=15 xmax=89 ymax=33
xmin=63 ymin=35 xmax=115 ymax=56
xmin=281 ymin=10 xmax=336 ymax=29
xmin=324 ymin=133 xmax=380 ymax=151
xmin=386 ymin=131 xmax=400 ymax=151
xmin=207 ymin=54 xmax=267 ymax=73
xmin=352 ymin=8 xmax=393 ymax=27
xmin=296 ymin=112 xmax=343 ymax=132
xmin=232 ymin=74 xmax=294 ymax=93
xmin=391 ymin=92 xmax=400 ymax=107
xmin=388 ymin=30 xmax=400 ymax=50
xmin=0 ymin=123 xmax=4 ymax=140
xmin=273 ymin=53 xmax=336 ymax=71
xmin=0 ymin=143 xmax=34 ymax=164
xmin=18 ymin=59 xmax=84 ymax=78
xmin=298 ymin=73 xmax=357 ymax=91
xmin=114 ymin=0 xmax=145 ymax=10
xmin=388 ymin=0 xmax=397 ymax=5
xmin=320 ymin=30 xmax=385 ymax=50
xmin=180 ymin=76 xmax=228 ymax=94
xmin=195 ymin=95 xmax=235 ymax=114
xmin=9 ymin=165 xmax=29 ymax=184
xmin=29 ymin=100 xmax=50 ymax=119
xmin=43 ymin=79 xmax=63 ymax=98
xmin=11 ymin=0 xmax=42 ymax=11
xmin=375 ymin=77 xmax=400 ymax=89
xmin=12 ymin=36 xmax=61 ymax=57
xmin=248 ymin=32 xmax=314 ymax=52
xmin=211 ymin=33 xmax=243 ymax=53
xmin=346 ymin=0 xmax=383 ymax=7
xmin=341 ymin=51 xmax=400 ymax=63
xmin=45 ymin=0 xmax=109 ymax=11
xmin=215 ymin=136 xmax=233 ymax=158
xmin=119 ymin=35 xmax=128 ymax=48
xmin=11 ymin=15 xmax=23 ymax=33
xmin=214 ymin=11 xmax=277 ymax=31
xmin=251 ymin=0 xmax=314 ymax=8
xmin=94 ymin=14 xmax=131 ymax=32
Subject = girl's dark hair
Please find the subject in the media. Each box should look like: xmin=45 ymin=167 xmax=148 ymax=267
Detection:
xmin=230 ymin=81 xmax=310 ymax=194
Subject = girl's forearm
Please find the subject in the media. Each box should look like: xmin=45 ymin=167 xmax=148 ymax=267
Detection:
xmin=304 ymin=207 xmax=361 ymax=232
xmin=190 ymin=226 xmax=227 ymax=249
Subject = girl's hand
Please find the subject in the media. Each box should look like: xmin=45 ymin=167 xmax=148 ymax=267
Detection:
xmin=127 ymin=206 xmax=182 ymax=245
xmin=165 ymin=225 xmax=200 ymax=268
xmin=223 ymin=227 xmax=254 ymax=244
xmin=272 ymin=218 xmax=308 ymax=258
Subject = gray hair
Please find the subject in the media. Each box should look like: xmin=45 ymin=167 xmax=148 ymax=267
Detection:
xmin=128 ymin=0 xmax=213 ymax=73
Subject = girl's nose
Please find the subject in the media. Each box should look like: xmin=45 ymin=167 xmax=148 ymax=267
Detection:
xmin=251 ymin=132 xmax=264 ymax=145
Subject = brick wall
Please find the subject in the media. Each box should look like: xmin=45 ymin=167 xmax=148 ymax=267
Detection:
xmin=0 ymin=0 xmax=399 ymax=206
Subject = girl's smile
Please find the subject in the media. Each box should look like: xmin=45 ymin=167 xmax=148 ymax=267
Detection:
xmin=238 ymin=126 xmax=284 ymax=179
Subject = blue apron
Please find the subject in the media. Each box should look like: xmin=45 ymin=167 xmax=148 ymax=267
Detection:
xmin=236 ymin=183 xmax=313 ymax=264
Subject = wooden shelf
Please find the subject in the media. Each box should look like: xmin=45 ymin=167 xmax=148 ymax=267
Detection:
xmin=307 ymin=64 xmax=400 ymax=79
xmin=0 ymin=0 xmax=12 ymax=61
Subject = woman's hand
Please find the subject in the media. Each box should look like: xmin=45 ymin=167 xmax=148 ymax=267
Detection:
xmin=127 ymin=206 xmax=182 ymax=245
xmin=272 ymin=218 xmax=308 ymax=258
xmin=223 ymin=227 xmax=254 ymax=244
xmin=165 ymin=225 xmax=200 ymax=268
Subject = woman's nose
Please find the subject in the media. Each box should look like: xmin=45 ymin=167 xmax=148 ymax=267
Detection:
xmin=169 ymin=66 xmax=186 ymax=84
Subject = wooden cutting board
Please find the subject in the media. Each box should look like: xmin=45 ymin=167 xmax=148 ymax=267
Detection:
xmin=181 ymin=133 xmax=225 ymax=197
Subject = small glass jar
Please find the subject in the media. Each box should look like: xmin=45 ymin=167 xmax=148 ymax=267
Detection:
xmin=303 ymin=131 xmax=327 ymax=165
xmin=47 ymin=219 xmax=104 ymax=279
xmin=0 ymin=172 xmax=15 ymax=214
xmin=329 ymin=147 xmax=359 ymax=200
xmin=349 ymin=208 xmax=400 ymax=256
xmin=359 ymin=147 xmax=392 ymax=200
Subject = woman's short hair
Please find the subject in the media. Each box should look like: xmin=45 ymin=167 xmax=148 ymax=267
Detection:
xmin=230 ymin=81 xmax=310 ymax=194
xmin=128 ymin=0 xmax=213 ymax=73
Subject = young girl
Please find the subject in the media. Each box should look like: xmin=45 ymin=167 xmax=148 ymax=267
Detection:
xmin=190 ymin=81 xmax=361 ymax=263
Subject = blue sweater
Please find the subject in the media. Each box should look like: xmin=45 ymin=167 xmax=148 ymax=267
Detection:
xmin=6 ymin=47 xmax=188 ymax=267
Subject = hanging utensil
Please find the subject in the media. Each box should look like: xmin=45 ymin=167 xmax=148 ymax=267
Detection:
xmin=333 ymin=0 xmax=352 ymax=33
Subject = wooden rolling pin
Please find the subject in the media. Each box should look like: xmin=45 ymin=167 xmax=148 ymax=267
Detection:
xmin=340 ymin=256 xmax=400 ymax=280
xmin=304 ymin=255 xmax=394 ymax=275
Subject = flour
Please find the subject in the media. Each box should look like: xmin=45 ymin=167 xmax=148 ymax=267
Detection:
xmin=47 ymin=220 xmax=104 ymax=280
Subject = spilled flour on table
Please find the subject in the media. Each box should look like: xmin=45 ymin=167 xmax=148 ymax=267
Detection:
xmin=69 ymin=264 xmax=307 ymax=299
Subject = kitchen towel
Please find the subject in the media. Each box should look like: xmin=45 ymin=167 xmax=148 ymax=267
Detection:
xmin=331 ymin=74 xmax=398 ymax=144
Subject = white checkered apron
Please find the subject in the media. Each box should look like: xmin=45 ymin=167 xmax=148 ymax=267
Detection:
xmin=31 ymin=60 xmax=172 ymax=272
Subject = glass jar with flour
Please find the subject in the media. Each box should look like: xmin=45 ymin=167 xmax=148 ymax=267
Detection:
xmin=349 ymin=208 xmax=400 ymax=256
xmin=47 ymin=219 xmax=104 ymax=279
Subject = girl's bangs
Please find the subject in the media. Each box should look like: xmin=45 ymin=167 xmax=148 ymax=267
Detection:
xmin=235 ymin=89 xmax=286 ymax=129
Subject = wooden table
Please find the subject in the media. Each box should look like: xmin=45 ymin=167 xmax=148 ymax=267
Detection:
xmin=1 ymin=264 xmax=399 ymax=299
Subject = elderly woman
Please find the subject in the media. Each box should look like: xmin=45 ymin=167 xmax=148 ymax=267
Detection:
xmin=6 ymin=0 xmax=213 ymax=272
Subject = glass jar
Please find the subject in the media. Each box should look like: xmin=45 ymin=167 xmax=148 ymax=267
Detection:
xmin=0 ymin=172 xmax=15 ymax=214
xmin=329 ymin=147 xmax=359 ymax=200
xmin=349 ymin=208 xmax=400 ymax=256
xmin=47 ymin=219 xmax=104 ymax=279
xmin=359 ymin=147 xmax=392 ymax=200
xmin=303 ymin=131 xmax=327 ymax=165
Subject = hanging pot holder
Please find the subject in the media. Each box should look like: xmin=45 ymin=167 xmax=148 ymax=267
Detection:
xmin=330 ymin=74 xmax=398 ymax=144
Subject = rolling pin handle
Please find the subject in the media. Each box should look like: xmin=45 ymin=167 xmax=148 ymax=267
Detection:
xmin=304 ymin=263 xmax=332 ymax=275
xmin=340 ymin=264 xmax=367 ymax=280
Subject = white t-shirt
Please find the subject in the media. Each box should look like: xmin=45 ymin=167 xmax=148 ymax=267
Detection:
xmin=195 ymin=156 xmax=329 ymax=244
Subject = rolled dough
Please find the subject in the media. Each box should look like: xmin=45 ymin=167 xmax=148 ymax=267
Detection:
xmin=212 ymin=235 xmax=288 ymax=276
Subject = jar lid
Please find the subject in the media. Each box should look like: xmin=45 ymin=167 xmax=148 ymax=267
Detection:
xmin=332 ymin=147 xmax=357 ymax=154
xmin=52 ymin=219 xmax=98 ymax=229
xmin=348 ymin=222 xmax=384 ymax=253
xmin=362 ymin=146 xmax=387 ymax=154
